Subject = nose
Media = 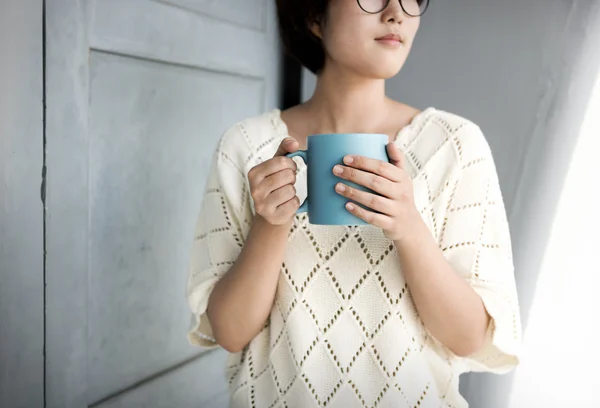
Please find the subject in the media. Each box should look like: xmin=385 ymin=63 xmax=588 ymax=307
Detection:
xmin=381 ymin=0 xmax=405 ymax=24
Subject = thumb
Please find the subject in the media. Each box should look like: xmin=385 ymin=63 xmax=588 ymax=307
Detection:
xmin=387 ymin=143 xmax=405 ymax=170
xmin=274 ymin=137 xmax=299 ymax=157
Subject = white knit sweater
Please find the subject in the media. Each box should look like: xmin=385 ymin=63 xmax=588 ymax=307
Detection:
xmin=187 ymin=107 xmax=521 ymax=408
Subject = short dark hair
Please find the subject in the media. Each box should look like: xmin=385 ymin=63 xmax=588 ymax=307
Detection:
xmin=275 ymin=0 xmax=329 ymax=74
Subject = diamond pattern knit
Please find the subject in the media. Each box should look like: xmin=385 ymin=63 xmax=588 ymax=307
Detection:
xmin=187 ymin=108 xmax=521 ymax=408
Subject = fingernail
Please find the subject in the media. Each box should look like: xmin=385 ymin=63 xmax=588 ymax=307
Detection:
xmin=333 ymin=165 xmax=343 ymax=175
xmin=336 ymin=183 xmax=346 ymax=193
xmin=344 ymin=156 xmax=354 ymax=164
xmin=346 ymin=203 xmax=355 ymax=211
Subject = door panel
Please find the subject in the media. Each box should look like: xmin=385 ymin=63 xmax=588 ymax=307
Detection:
xmin=45 ymin=0 xmax=280 ymax=406
xmin=92 ymin=0 xmax=269 ymax=78
xmin=159 ymin=0 xmax=267 ymax=30
xmin=87 ymin=51 xmax=264 ymax=403
xmin=92 ymin=350 xmax=229 ymax=408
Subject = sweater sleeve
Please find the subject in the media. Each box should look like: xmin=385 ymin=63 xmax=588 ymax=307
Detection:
xmin=186 ymin=128 xmax=252 ymax=348
xmin=440 ymin=123 xmax=522 ymax=374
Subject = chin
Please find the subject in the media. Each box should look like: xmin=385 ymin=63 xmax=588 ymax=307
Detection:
xmin=360 ymin=53 xmax=407 ymax=79
xmin=361 ymin=64 xmax=403 ymax=80
xmin=380 ymin=66 xmax=403 ymax=79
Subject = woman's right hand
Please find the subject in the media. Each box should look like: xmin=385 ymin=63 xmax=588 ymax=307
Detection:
xmin=248 ymin=137 xmax=301 ymax=226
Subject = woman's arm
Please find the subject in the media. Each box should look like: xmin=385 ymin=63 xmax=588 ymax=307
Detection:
xmin=206 ymin=216 xmax=292 ymax=353
xmin=205 ymin=138 xmax=301 ymax=353
xmin=394 ymin=219 xmax=490 ymax=356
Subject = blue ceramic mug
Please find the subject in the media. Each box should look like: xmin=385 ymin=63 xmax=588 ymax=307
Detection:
xmin=286 ymin=133 xmax=390 ymax=226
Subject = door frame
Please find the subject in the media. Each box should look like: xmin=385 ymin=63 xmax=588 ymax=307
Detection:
xmin=45 ymin=0 xmax=93 ymax=406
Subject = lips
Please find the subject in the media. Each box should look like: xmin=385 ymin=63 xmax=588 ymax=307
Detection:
xmin=376 ymin=33 xmax=403 ymax=43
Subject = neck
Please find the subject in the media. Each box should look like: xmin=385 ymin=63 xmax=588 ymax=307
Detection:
xmin=305 ymin=63 xmax=391 ymax=134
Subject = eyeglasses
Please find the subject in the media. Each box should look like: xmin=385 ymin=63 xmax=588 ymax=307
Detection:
xmin=357 ymin=0 xmax=429 ymax=17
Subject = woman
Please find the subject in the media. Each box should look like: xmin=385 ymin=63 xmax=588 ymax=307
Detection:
xmin=187 ymin=0 xmax=521 ymax=406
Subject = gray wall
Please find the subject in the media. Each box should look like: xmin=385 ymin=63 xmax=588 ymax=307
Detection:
xmin=304 ymin=1 xmax=600 ymax=407
xmin=0 ymin=0 xmax=45 ymax=407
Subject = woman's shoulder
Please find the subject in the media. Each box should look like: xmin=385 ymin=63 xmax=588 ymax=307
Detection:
xmin=400 ymin=106 xmax=486 ymax=142
xmin=219 ymin=109 xmax=285 ymax=148
xmin=215 ymin=109 xmax=287 ymax=163
xmin=399 ymin=106 xmax=493 ymax=167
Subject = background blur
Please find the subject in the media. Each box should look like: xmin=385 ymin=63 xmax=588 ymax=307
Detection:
xmin=1 ymin=1 xmax=599 ymax=407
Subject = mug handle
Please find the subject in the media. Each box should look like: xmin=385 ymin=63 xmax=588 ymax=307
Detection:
xmin=285 ymin=150 xmax=308 ymax=213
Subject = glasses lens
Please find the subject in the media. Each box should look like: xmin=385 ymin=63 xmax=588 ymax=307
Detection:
xmin=358 ymin=0 xmax=429 ymax=16
xmin=401 ymin=0 xmax=429 ymax=16
xmin=358 ymin=0 xmax=389 ymax=14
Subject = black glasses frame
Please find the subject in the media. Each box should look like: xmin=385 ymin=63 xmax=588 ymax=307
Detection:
xmin=357 ymin=0 xmax=430 ymax=17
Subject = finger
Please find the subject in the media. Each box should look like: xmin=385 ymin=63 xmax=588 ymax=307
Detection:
xmin=249 ymin=156 xmax=297 ymax=187
xmin=332 ymin=165 xmax=394 ymax=196
xmin=275 ymin=195 xmax=301 ymax=218
xmin=263 ymin=168 xmax=296 ymax=195
xmin=250 ymin=138 xmax=298 ymax=186
xmin=342 ymin=154 xmax=401 ymax=182
xmin=274 ymin=196 xmax=300 ymax=223
xmin=386 ymin=143 xmax=405 ymax=170
xmin=344 ymin=202 xmax=391 ymax=229
xmin=273 ymin=137 xmax=299 ymax=157
xmin=267 ymin=183 xmax=297 ymax=209
xmin=335 ymin=182 xmax=395 ymax=212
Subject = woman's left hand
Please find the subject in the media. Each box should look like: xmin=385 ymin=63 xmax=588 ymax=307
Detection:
xmin=332 ymin=142 xmax=421 ymax=241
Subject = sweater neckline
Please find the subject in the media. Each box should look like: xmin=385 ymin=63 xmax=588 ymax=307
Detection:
xmin=269 ymin=106 xmax=437 ymax=147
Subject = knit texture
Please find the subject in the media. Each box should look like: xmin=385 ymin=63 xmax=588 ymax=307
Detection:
xmin=187 ymin=108 xmax=521 ymax=408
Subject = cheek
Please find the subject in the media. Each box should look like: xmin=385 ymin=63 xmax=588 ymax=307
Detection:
xmin=406 ymin=20 xmax=420 ymax=44
xmin=323 ymin=24 xmax=372 ymax=60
